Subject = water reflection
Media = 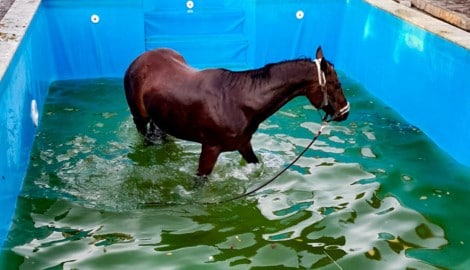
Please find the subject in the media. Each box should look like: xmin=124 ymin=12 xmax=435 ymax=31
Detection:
xmin=1 ymin=79 xmax=453 ymax=269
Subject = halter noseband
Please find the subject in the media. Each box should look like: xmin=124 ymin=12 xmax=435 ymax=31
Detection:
xmin=314 ymin=58 xmax=350 ymax=122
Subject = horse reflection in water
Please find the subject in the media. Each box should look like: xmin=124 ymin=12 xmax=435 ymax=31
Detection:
xmin=124 ymin=47 xmax=349 ymax=178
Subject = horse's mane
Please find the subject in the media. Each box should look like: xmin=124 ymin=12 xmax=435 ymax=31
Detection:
xmin=224 ymin=57 xmax=313 ymax=84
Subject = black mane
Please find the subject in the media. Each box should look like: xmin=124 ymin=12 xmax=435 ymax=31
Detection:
xmin=222 ymin=58 xmax=313 ymax=85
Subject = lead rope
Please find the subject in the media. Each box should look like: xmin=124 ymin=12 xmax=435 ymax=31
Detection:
xmin=201 ymin=59 xmax=329 ymax=204
xmin=142 ymin=59 xmax=331 ymax=207
xmin=210 ymin=120 xmax=328 ymax=204
xmin=201 ymin=57 xmax=340 ymax=203
xmin=141 ymin=121 xmax=328 ymax=207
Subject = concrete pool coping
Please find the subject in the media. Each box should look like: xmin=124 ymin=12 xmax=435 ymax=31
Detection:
xmin=0 ymin=0 xmax=40 ymax=82
xmin=411 ymin=0 xmax=470 ymax=31
xmin=367 ymin=0 xmax=470 ymax=50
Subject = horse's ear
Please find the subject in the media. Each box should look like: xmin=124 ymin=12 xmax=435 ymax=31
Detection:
xmin=320 ymin=58 xmax=328 ymax=72
xmin=316 ymin=46 xmax=328 ymax=72
xmin=315 ymin=46 xmax=324 ymax=59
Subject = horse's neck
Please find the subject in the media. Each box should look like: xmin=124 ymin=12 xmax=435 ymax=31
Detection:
xmin=243 ymin=60 xmax=316 ymax=124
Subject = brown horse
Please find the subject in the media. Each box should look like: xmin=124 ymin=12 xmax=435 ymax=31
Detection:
xmin=124 ymin=47 xmax=349 ymax=177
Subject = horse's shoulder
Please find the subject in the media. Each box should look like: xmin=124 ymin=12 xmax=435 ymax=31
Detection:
xmin=194 ymin=69 xmax=231 ymax=88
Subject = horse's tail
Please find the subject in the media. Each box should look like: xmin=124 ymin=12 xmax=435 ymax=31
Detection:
xmin=124 ymin=62 xmax=149 ymax=135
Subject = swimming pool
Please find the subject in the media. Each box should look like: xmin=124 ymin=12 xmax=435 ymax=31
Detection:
xmin=1 ymin=0 xmax=469 ymax=268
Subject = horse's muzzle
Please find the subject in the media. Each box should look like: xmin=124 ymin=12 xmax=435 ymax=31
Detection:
xmin=333 ymin=102 xmax=350 ymax=122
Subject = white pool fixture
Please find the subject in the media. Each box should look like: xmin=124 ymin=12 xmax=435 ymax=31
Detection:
xmin=91 ymin=14 xmax=100 ymax=24
xmin=296 ymin=10 xmax=304 ymax=20
xmin=31 ymin=99 xmax=38 ymax=127
xmin=186 ymin=1 xmax=194 ymax=9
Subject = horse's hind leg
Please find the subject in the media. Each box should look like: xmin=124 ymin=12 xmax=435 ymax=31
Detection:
xmin=129 ymin=106 xmax=165 ymax=142
xmin=146 ymin=120 xmax=168 ymax=143
xmin=132 ymin=115 xmax=149 ymax=136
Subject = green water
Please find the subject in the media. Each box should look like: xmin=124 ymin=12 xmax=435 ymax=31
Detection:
xmin=1 ymin=77 xmax=469 ymax=269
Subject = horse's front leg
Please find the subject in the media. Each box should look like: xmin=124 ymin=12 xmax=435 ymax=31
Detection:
xmin=197 ymin=144 xmax=222 ymax=177
xmin=238 ymin=142 xmax=259 ymax=164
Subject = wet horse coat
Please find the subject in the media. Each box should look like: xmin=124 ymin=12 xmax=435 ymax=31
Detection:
xmin=124 ymin=47 xmax=349 ymax=176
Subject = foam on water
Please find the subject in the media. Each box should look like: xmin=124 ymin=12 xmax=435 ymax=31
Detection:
xmin=1 ymin=77 xmax=469 ymax=269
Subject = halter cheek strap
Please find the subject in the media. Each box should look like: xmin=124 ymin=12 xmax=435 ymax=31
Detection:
xmin=314 ymin=58 xmax=350 ymax=122
xmin=314 ymin=58 xmax=328 ymax=107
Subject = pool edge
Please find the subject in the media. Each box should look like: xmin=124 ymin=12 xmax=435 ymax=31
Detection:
xmin=0 ymin=0 xmax=40 ymax=83
xmin=365 ymin=0 xmax=470 ymax=50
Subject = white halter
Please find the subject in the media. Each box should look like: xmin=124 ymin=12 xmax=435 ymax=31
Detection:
xmin=314 ymin=58 xmax=328 ymax=107
xmin=313 ymin=58 xmax=350 ymax=121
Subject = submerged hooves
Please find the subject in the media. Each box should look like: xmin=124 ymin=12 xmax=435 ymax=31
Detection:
xmin=193 ymin=175 xmax=209 ymax=189
xmin=144 ymin=131 xmax=168 ymax=145
xmin=142 ymin=121 xmax=168 ymax=145
xmin=144 ymin=134 xmax=165 ymax=145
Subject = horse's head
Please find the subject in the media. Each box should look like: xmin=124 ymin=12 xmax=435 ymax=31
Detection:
xmin=307 ymin=46 xmax=349 ymax=122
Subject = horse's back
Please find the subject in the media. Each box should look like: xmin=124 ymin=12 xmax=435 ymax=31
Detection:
xmin=142 ymin=48 xmax=188 ymax=69
xmin=126 ymin=48 xmax=193 ymax=81
xmin=124 ymin=48 xmax=196 ymax=118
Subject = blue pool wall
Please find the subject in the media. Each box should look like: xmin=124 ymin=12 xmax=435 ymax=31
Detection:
xmin=0 ymin=6 xmax=53 ymax=245
xmin=336 ymin=1 xmax=470 ymax=168
xmin=1 ymin=0 xmax=469 ymax=246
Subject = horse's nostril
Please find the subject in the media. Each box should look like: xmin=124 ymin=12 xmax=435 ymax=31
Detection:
xmin=337 ymin=111 xmax=349 ymax=121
